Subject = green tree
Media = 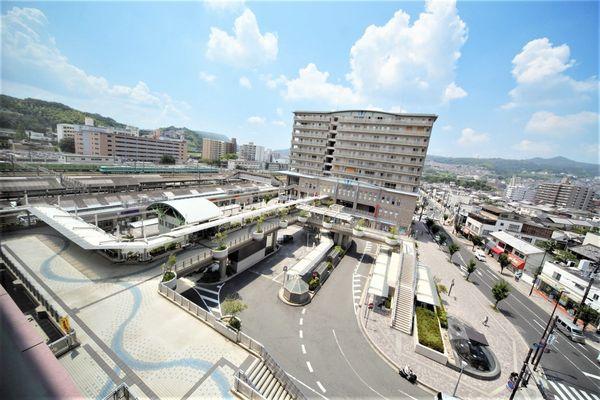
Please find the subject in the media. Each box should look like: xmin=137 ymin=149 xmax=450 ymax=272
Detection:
xmin=425 ymin=218 xmax=435 ymax=230
xmin=162 ymin=254 xmax=177 ymax=282
xmin=539 ymin=240 xmax=557 ymax=254
xmin=221 ymin=297 xmax=248 ymax=330
xmin=220 ymin=153 xmax=238 ymax=160
xmin=160 ymin=154 xmax=176 ymax=164
xmin=554 ymin=249 xmax=577 ymax=264
xmin=448 ymin=244 xmax=460 ymax=258
xmin=431 ymin=224 xmax=441 ymax=235
xmin=213 ymin=231 xmax=228 ymax=250
xmin=465 ymin=258 xmax=477 ymax=281
xmin=575 ymin=304 xmax=599 ymax=330
xmin=498 ymin=253 xmax=510 ymax=275
xmin=492 ymin=279 xmax=511 ymax=309
xmin=471 ymin=235 xmax=483 ymax=250
xmin=58 ymin=136 xmax=75 ymax=153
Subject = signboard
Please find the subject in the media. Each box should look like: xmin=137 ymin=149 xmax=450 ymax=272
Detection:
xmin=59 ymin=316 xmax=71 ymax=333
xmin=368 ymin=303 xmax=374 ymax=310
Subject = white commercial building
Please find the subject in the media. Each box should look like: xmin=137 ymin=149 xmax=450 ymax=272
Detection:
xmin=538 ymin=260 xmax=600 ymax=312
xmin=490 ymin=230 xmax=545 ymax=279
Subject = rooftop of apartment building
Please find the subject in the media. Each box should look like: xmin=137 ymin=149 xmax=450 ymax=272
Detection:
xmin=294 ymin=109 xmax=438 ymax=118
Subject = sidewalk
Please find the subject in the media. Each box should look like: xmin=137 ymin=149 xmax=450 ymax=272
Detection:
xmin=357 ymin=232 xmax=543 ymax=399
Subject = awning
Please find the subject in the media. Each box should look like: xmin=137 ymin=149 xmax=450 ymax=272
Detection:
xmin=416 ymin=265 xmax=440 ymax=307
xmin=462 ymin=226 xmax=470 ymax=235
xmin=491 ymin=246 xmax=504 ymax=255
xmin=464 ymin=325 xmax=489 ymax=346
xmin=507 ymin=253 xmax=525 ymax=270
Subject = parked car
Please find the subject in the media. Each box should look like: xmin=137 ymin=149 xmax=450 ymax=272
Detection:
xmin=556 ymin=315 xmax=586 ymax=344
xmin=475 ymin=250 xmax=486 ymax=262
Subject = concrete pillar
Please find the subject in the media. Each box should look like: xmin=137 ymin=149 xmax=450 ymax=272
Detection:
xmin=94 ymin=214 xmax=98 ymax=227
xmin=219 ymin=258 xmax=227 ymax=281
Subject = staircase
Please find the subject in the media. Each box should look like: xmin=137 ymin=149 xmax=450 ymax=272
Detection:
xmin=239 ymin=357 xmax=294 ymax=400
xmin=391 ymin=249 xmax=416 ymax=334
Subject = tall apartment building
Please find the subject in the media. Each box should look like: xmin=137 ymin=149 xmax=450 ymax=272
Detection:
xmin=201 ymin=138 xmax=237 ymax=161
xmin=75 ymin=131 xmax=187 ymax=163
xmin=287 ymin=110 xmax=437 ymax=231
xmin=290 ymin=110 xmax=436 ymax=192
xmin=239 ymin=142 xmax=269 ymax=162
xmin=535 ymin=179 xmax=594 ymax=211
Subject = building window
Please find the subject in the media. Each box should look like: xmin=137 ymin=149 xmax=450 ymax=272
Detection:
xmin=552 ymin=272 xmax=561 ymax=281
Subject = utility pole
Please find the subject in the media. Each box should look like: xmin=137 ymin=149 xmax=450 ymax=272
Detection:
xmin=534 ymin=316 xmax=558 ymax=370
xmin=529 ymin=250 xmax=547 ymax=296
xmin=532 ymin=288 xmax=565 ymax=368
xmin=573 ymin=262 xmax=599 ymax=324
xmin=509 ymin=347 xmax=534 ymax=400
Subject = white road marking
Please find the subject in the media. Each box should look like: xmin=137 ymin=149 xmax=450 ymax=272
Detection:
xmin=306 ymin=361 xmax=314 ymax=373
xmin=301 ymin=344 xmax=306 ymax=354
xmin=549 ymin=380 xmax=571 ymax=400
xmin=286 ymin=372 xmax=329 ymax=400
xmin=583 ymin=372 xmax=600 ymax=381
xmin=302 ymin=308 xmax=306 ymax=315
xmin=533 ymin=320 xmax=545 ymax=330
xmin=476 ymin=270 xmax=483 ymax=277
xmin=332 ymin=329 xmax=387 ymax=399
xmin=316 ymin=381 xmax=326 ymax=393
xmin=397 ymin=390 xmax=419 ymax=400
xmin=299 ymin=330 xmax=303 ymax=339
xmin=578 ymin=387 xmax=594 ymax=400
xmin=564 ymin=384 xmax=586 ymax=400
xmin=299 ymin=318 xmax=303 ymax=326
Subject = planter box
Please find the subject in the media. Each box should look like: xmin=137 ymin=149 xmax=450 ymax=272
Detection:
xmin=352 ymin=228 xmax=364 ymax=237
xmin=212 ymin=247 xmax=229 ymax=260
xmin=413 ymin=311 xmax=448 ymax=365
xmin=385 ymin=237 xmax=399 ymax=246
xmin=251 ymin=231 xmax=264 ymax=241
xmin=279 ymin=220 xmax=288 ymax=229
xmin=161 ymin=272 xmax=177 ymax=290
xmin=323 ymin=222 xmax=333 ymax=229
xmin=297 ymin=216 xmax=308 ymax=223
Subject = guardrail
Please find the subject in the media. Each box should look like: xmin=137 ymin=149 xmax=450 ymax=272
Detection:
xmin=0 ymin=249 xmax=80 ymax=356
xmin=158 ymin=283 xmax=305 ymax=399
xmin=102 ymin=383 xmax=138 ymax=400
xmin=233 ymin=371 xmax=266 ymax=400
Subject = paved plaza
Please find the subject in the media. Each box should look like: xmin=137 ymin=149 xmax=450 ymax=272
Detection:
xmin=2 ymin=229 xmax=252 ymax=399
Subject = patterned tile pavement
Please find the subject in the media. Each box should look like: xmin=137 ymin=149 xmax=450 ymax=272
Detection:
xmin=3 ymin=232 xmax=250 ymax=399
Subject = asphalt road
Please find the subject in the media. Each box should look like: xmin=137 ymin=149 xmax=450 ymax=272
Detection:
xmin=220 ymin=237 xmax=430 ymax=399
xmin=420 ymin=199 xmax=600 ymax=399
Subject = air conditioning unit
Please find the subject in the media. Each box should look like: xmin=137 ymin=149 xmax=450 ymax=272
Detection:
xmin=566 ymin=260 xmax=576 ymax=268
xmin=578 ymin=259 xmax=591 ymax=271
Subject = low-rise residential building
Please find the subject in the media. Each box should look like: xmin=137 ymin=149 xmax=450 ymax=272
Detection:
xmin=463 ymin=205 xmax=522 ymax=238
xmin=489 ymin=230 xmax=546 ymax=279
xmin=538 ymin=260 xmax=600 ymax=312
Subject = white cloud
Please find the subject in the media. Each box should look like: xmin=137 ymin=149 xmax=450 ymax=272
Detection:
xmin=239 ymin=76 xmax=252 ymax=89
xmin=272 ymin=1 xmax=467 ymax=109
xmin=458 ymin=128 xmax=489 ymax=146
xmin=199 ymin=71 xmax=217 ymax=83
xmin=1 ymin=7 xmax=190 ymax=127
xmin=442 ymin=125 xmax=453 ymax=131
xmin=504 ymin=38 xmax=598 ymax=108
xmin=525 ymin=111 xmax=599 ymax=136
xmin=513 ymin=139 xmax=555 ymax=156
xmin=276 ymin=107 xmax=283 ymax=116
xmin=443 ymin=82 xmax=468 ymax=102
xmin=281 ymin=63 xmax=362 ymax=106
xmin=347 ymin=0 xmax=467 ymax=105
xmin=272 ymin=120 xmax=286 ymax=127
xmin=204 ymin=0 xmax=245 ymax=13
xmin=247 ymin=116 xmax=266 ymax=124
xmin=206 ymin=9 xmax=278 ymax=68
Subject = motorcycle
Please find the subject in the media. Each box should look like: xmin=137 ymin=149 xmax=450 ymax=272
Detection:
xmin=399 ymin=365 xmax=417 ymax=384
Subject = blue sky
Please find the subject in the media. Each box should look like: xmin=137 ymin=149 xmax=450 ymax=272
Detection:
xmin=1 ymin=1 xmax=598 ymax=163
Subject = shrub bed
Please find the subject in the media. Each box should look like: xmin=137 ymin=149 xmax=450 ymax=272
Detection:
xmin=416 ymin=307 xmax=444 ymax=353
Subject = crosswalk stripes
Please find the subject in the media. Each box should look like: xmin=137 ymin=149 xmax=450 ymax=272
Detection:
xmin=194 ymin=283 xmax=223 ymax=317
xmin=548 ymin=380 xmax=600 ymax=400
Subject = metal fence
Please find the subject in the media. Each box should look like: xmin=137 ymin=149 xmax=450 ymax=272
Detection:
xmin=157 ymin=283 xmax=305 ymax=399
xmin=0 ymin=249 xmax=79 ymax=356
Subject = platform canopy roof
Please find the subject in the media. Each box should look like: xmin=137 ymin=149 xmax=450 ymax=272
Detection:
xmin=148 ymin=198 xmax=222 ymax=224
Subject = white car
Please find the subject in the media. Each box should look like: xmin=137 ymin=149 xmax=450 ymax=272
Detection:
xmin=475 ymin=250 xmax=486 ymax=262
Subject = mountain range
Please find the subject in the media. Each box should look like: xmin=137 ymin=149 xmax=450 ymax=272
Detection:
xmin=427 ymin=155 xmax=599 ymax=177
xmin=0 ymin=94 xmax=228 ymax=148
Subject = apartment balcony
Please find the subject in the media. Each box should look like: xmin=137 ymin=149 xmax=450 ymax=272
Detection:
xmin=294 ymin=115 xmax=331 ymax=122
xmin=336 ymin=116 xmax=435 ymax=127
xmin=294 ymin=123 xmax=329 ymax=131
xmin=332 ymin=169 xmax=417 ymax=190
xmin=333 ymin=159 xmax=422 ymax=176
xmin=334 ymin=134 xmax=429 ymax=146
xmin=293 ymin=130 xmax=329 ymax=139
xmin=335 ymin=144 xmax=426 ymax=160
xmin=291 ymin=148 xmax=326 ymax=156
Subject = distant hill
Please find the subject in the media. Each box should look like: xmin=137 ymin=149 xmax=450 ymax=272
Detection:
xmin=427 ymin=155 xmax=599 ymax=177
xmin=0 ymin=95 xmax=230 ymax=149
xmin=0 ymin=94 xmax=125 ymax=132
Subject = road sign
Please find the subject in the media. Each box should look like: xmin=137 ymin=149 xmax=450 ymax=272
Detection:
xmin=283 ymin=266 xmax=288 ymax=272
xmin=368 ymin=303 xmax=374 ymax=310
xmin=59 ymin=316 xmax=71 ymax=333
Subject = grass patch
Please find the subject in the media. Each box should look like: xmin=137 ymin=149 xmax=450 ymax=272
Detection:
xmin=416 ymin=307 xmax=444 ymax=353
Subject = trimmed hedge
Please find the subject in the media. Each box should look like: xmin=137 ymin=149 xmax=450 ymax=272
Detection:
xmin=416 ymin=307 xmax=444 ymax=353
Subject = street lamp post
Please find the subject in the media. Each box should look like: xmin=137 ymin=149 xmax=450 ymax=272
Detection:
xmin=509 ymin=347 xmax=534 ymax=400
xmin=573 ymin=262 xmax=599 ymax=324
xmin=452 ymin=361 xmax=467 ymax=397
